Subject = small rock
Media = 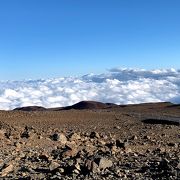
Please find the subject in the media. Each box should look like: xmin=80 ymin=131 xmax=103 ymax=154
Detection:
xmin=131 ymin=135 xmax=138 ymax=140
xmin=39 ymin=154 xmax=49 ymax=162
xmin=90 ymin=132 xmax=100 ymax=139
xmin=62 ymin=148 xmax=78 ymax=158
xmin=14 ymin=141 xmax=21 ymax=147
xmin=49 ymin=161 xmax=60 ymax=171
xmin=66 ymin=141 xmax=76 ymax=150
xmin=98 ymin=140 xmax=106 ymax=145
xmin=73 ymin=169 xmax=80 ymax=174
xmin=75 ymin=163 xmax=81 ymax=171
xmin=85 ymin=160 xmax=92 ymax=171
xmin=102 ymin=134 xmax=108 ymax=140
xmin=84 ymin=144 xmax=96 ymax=156
xmin=124 ymin=147 xmax=132 ymax=153
xmin=21 ymin=131 xmax=30 ymax=139
xmin=156 ymin=147 xmax=166 ymax=153
xmin=116 ymin=140 xmax=128 ymax=149
xmin=177 ymin=163 xmax=180 ymax=170
xmin=59 ymin=168 xmax=64 ymax=173
xmin=38 ymin=135 xmax=43 ymax=139
xmin=70 ymin=133 xmax=81 ymax=141
xmin=1 ymin=164 xmax=14 ymax=177
xmin=168 ymin=142 xmax=176 ymax=147
xmin=114 ymin=126 xmax=120 ymax=130
xmin=0 ymin=130 xmax=5 ymax=139
xmin=0 ymin=160 xmax=4 ymax=170
xmin=14 ymin=142 xmax=21 ymax=152
xmin=92 ymin=162 xmax=99 ymax=173
xmin=144 ymin=135 xmax=151 ymax=140
xmin=98 ymin=158 xmax=113 ymax=170
xmin=67 ymin=159 xmax=74 ymax=167
xmin=85 ymin=160 xmax=99 ymax=173
xmin=59 ymin=133 xmax=67 ymax=144
xmin=51 ymin=133 xmax=60 ymax=141
xmin=161 ymin=133 xmax=167 ymax=137
xmin=111 ymin=145 xmax=118 ymax=154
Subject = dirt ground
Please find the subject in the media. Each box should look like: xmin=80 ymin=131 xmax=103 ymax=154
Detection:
xmin=0 ymin=102 xmax=179 ymax=179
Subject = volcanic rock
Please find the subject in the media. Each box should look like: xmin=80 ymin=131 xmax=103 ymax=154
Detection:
xmin=49 ymin=161 xmax=60 ymax=171
xmin=98 ymin=158 xmax=113 ymax=170
xmin=1 ymin=163 xmax=14 ymax=177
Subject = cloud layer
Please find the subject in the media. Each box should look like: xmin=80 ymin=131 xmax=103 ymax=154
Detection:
xmin=0 ymin=68 xmax=180 ymax=110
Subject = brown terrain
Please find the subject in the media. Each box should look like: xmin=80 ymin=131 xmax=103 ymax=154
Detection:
xmin=0 ymin=101 xmax=179 ymax=179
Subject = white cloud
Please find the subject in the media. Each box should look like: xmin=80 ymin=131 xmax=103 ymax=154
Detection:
xmin=0 ymin=68 xmax=180 ymax=110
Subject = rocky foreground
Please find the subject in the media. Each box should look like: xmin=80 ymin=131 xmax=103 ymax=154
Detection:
xmin=0 ymin=102 xmax=179 ymax=179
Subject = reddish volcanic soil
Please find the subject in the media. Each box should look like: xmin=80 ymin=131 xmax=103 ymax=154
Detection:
xmin=0 ymin=101 xmax=179 ymax=179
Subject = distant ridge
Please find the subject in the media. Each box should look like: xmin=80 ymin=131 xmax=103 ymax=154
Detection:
xmin=13 ymin=101 xmax=117 ymax=111
xmin=14 ymin=106 xmax=47 ymax=111
xmin=62 ymin=101 xmax=117 ymax=110
xmin=12 ymin=101 xmax=179 ymax=112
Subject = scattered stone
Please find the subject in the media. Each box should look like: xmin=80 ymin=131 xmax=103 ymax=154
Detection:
xmin=0 ymin=160 xmax=4 ymax=171
xmin=114 ymin=126 xmax=121 ymax=130
xmin=0 ymin=109 xmax=179 ymax=179
xmin=168 ymin=142 xmax=176 ymax=147
xmin=131 ymin=135 xmax=138 ymax=140
xmin=73 ymin=169 xmax=80 ymax=174
xmin=75 ymin=163 xmax=81 ymax=171
xmin=1 ymin=164 xmax=14 ymax=177
xmin=51 ymin=133 xmax=60 ymax=141
xmin=69 ymin=133 xmax=81 ymax=141
xmin=111 ymin=145 xmax=118 ymax=154
xmin=177 ymin=163 xmax=180 ymax=170
xmin=144 ymin=135 xmax=151 ymax=140
xmin=92 ymin=161 xmax=99 ymax=173
xmin=39 ymin=154 xmax=49 ymax=162
xmin=90 ymin=132 xmax=100 ymax=139
xmin=21 ymin=130 xmax=30 ymax=139
xmin=49 ymin=161 xmax=60 ymax=171
xmin=62 ymin=148 xmax=78 ymax=158
xmin=116 ymin=140 xmax=128 ymax=149
xmin=38 ymin=135 xmax=43 ymax=139
xmin=98 ymin=140 xmax=106 ymax=145
xmin=85 ymin=160 xmax=92 ymax=171
xmin=59 ymin=133 xmax=67 ymax=144
xmin=0 ymin=130 xmax=5 ymax=139
xmin=59 ymin=168 xmax=65 ymax=173
xmin=156 ymin=147 xmax=165 ymax=153
xmin=124 ymin=147 xmax=132 ymax=153
xmin=98 ymin=158 xmax=113 ymax=170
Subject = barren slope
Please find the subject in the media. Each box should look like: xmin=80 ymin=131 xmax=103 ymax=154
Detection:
xmin=0 ymin=102 xmax=179 ymax=179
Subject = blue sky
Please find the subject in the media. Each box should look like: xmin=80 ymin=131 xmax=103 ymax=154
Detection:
xmin=0 ymin=0 xmax=180 ymax=80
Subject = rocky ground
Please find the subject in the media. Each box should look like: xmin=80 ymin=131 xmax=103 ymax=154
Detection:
xmin=0 ymin=102 xmax=179 ymax=179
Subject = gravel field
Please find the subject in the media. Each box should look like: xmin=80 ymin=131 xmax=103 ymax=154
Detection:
xmin=0 ymin=102 xmax=179 ymax=179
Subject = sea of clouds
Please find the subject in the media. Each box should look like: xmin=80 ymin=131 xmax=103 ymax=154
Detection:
xmin=0 ymin=68 xmax=180 ymax=110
